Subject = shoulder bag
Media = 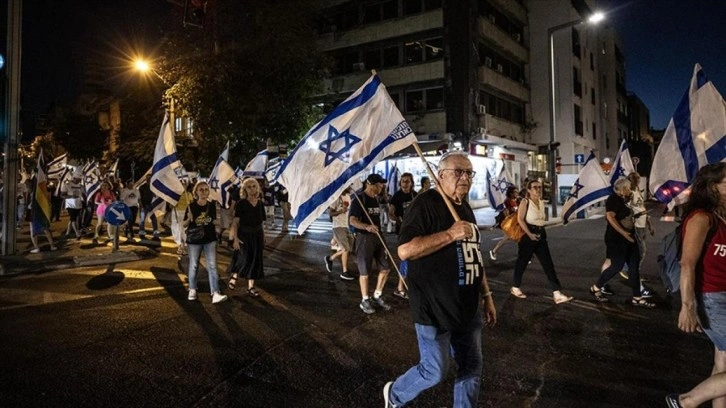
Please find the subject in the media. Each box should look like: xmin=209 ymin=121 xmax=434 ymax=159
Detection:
xmin=501 ymin=199 xmax=527 ymax=242
xmin=186 ymin=203 xmax=209 ymax=244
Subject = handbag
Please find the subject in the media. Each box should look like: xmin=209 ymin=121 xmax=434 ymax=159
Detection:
xmin=500 ymin=213 xmax=525 ymax=242
xmin=186 ymin=203 xmax=209 ymax=244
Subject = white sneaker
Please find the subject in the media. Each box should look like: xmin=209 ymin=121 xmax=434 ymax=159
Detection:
xmin=489 ymin=250 xmax=497 ymax=261
xmin=30 ymin=248 xmax=40 ymax=254
xmin=188 ymin=289 xmax=197 ymax=300
xmin=212 ymin=292 xmax=228 ymax=304
xmin=510 ymin=287 xmax=527 ymax=299
xmin=553 ymin=291 xmax=574 ymax=304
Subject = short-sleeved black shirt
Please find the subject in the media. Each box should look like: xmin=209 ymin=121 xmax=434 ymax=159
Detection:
xmin=389 ymin=189 xmax=417 ymax=218
xmin=187 ymin=201 xmax=217 ymax=244
xmin=605 ymin=193 xmax=632 ymax=241
xmin=234 ymin=199 xmax=266 ymax=234
xmin=348 ymin=191 xmax=381 ymax=234
xmin=399 ymin=190 xmax=484 ymax=331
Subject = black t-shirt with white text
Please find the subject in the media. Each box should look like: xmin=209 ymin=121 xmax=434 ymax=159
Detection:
xmin=349 ymin=191 xmax=382 ymax=234
xmin=187 ymin=201 xmax=217 ymax=244
xmin=389 ymin=189 xmax=417 ymax=218
xmin=399 ymin=189 xmax=484 ymax=330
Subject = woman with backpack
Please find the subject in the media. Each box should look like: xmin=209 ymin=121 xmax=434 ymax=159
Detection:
xmin=667 ymin=162 xmax=726 ymax=408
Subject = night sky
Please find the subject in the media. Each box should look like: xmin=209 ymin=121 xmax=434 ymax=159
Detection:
xmin=599 ymin=0 xmax=726 ymax=130
xmin=18 ymin=0 xmax=726 ymax=131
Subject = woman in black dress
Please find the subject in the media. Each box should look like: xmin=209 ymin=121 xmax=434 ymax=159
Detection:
xmin=227 ymin=178 xmax=266 ymax=296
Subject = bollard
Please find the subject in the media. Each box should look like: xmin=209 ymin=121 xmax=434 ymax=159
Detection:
xmin=112 ymin=226 xmax=120 ymax=253
xmin=544 ymin=206 xmax=550 ymax=221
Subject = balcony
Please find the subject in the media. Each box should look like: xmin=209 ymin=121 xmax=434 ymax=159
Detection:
xmin=320 ymin=60 xmax=444 ymax=96
xmin=479 ymin=66 xmax=529 ymax=102
xmin=478 ymin=18 xmax=528 ymax=63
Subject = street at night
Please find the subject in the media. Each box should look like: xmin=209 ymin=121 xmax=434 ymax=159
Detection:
xmin=0 ymin=210 xmax=715 ymax=407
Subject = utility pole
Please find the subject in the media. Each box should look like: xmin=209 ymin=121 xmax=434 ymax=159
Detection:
xmin=1 ymin=0 xmax=22 ymax=257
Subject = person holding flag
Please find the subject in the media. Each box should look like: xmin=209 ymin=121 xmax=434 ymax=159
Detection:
xmin=29 ymin=149 xmax=57 ymax=253
xmin=384 ymin=151 xmax=496 ymax=408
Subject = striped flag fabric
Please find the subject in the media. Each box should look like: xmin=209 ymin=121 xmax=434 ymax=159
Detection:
xmin=609 ymin=140 xmax=636 ymax=185
xmin=561 ymin=152 xmax=611 ymax=224
xmin=486 ymin=160 xmax=515 ymax=211
xmin=31 ymin=148 xmax=52 ymax=234
xmin=386 ymin=166 xmax=400 ymax=198
xmin=150 ymin=114 xmax=185 ymax=206
xmin=83 ymin=161 xmax=102 ymax=203
xmin=208 ymin=148 xmax=238 ymax=209
xmin=243 ymin=149 xmax=268 ymax=178
xmin=276 ymin=74 xmax=416 ymax=234
xmin=650 ymin=64 xmax=726 ymax=209
xmin=46 ymin=153 xmax=68 ymax=180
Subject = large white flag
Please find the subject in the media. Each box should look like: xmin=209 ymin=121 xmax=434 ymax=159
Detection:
xmin=486 ymin=160 xmax=515 ymax=211
xmin=243 ymin=149 xmax=268 ymax=178
xmin=209 ymin=154 xmax=237 ymax=209
xmin=150 ymin=114 xmax=185 ymax=206
xmin=561 ymin=152 xmax=611 ymax=224
xmin=650 ymin=64 xmax=726 ymax=208
xmin=609 ymin=140 xmax=636 ymax=185
xmin=46 ymin=153 xmax=68 ymax=180
xmin=276 ymin=74 xmax=416 ymax=234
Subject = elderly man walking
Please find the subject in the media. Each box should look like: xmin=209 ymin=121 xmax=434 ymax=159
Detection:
xmin=384 ymin=151 xmax=497 ymax=408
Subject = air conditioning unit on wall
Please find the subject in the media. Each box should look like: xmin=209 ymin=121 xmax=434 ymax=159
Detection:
xmin=476 ymin=127 xmax=486 ymax=135
xmin=477 ymin=104 xmax=487 ymax=115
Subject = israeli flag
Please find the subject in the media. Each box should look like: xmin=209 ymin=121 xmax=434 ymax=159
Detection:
xmin=265 ymin=157 xmax=282 ymax=183
xmin=609 ymin=140 xmax=636 ymax=185
xmin=243 ymin=149 xmax=268 ymax=178
xmin=105 ymin=158 xmax=119 ymax=178
xmin=650 ymin=64 xmax=726 ymax=209
xmin=150 ymin=114 xmax=185 ymax=206
xmin=208 ymin=153 xmax=237 ymax=209
xmin=83 ymin=161 xmax=101 ymax=203
xmin=386 ymin=166 xmax=400 ymax=198
xmin=486 ymin=160 xmax=515 ymax=211
xmin=46 ymin=153 xmax=68 ymax=180
xmin=276 ymin=74 xmax=416 ymax=234
xmin=561 ymin=152 xmax=611 ymax=224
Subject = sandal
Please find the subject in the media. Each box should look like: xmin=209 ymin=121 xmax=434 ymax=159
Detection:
xmin=247 ymin=287 xmax=260 ymax=297
xmin=590 ymin=285 xmax=609 ymax=303
xmin=632 ymin=297 xmax=656 ymax=308
xmin=393 ymin=290 xmax=409 ymax=300
xmin=510 ymin=287 xmax=527 ymax=299
xmin=227 ymin=275 xmax=238 ymax=291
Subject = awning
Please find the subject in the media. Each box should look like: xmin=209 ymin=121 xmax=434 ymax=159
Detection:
xmin=470 ymin=134 xmax=537 ymax=152
xmin=390 ymin=140 xmax=449 ymax=158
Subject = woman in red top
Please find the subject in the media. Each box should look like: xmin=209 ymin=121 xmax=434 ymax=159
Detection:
xmin=93 ymin=180 xmax=116 ymax=243
xmin=669 ymin=163 xmax=726 ymax=407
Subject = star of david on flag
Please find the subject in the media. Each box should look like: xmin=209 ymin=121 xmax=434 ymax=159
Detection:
xmin=650 ymin=63 xmax=726 ymax=209
xmin=208 ymin=148 xmax=237 ymax=209
xmin=276 ymin=74 xmax=416 ymax=234
xmin=561 ymin=151 xmax=610 ymax=224
xmin=485 ymin=160 xmax=514 ymax=211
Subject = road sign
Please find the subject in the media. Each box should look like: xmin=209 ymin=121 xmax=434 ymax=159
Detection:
xmin=105 ymin=201 xmax=131 ymax=226
xmin=574 ymin=154 xmax=585 ymax=164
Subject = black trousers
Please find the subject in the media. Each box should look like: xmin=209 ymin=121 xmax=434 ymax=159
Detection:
xmin=513 ymin=225 xmax=562 ymax=291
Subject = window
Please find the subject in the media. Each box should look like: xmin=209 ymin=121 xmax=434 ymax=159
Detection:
xmin=591 ymin=88 xmax=596 ymax=104
xmin=574 ymin=104 xmax=583 ymax=136
xmin=406 ymin=90 xmax=424 ymax=113
xmin=382 ymin=0 xmax=398 ymax=19
xmin=405 ymin=41 xmax=424 ymax=64
xmin=175 ymin=117 xmax=183 ymax=133
xmin=426 ymin=88 xmax=444 ymax=110
xmin=590 ymin=52 xmax=595 ymax=70
xmin=363 ymin=3 xmax=381 ymax=24
xmin=383 ymin=46 xmax=399 ymax=67
xmin=364 ymin=49 xmax=381 ymax=71
xmin=186 ymin=118 xmax=194 ymax=136
xmin=592 ymin=122 xmax=597 ymax=139
xmin=402 ymin=0 xmax=422 ymax=15
xmin=479 ymin=90 xmax=524 ymax=124
xmin=424 ymin=0 xmax=442 ymax=9
xmin=389 ymin=92 xmax=401 ymax=110
xmin=571 ymin=28 xmax=581 ymax=58
xmin=425 ymin=38 xmax=444 ymax=61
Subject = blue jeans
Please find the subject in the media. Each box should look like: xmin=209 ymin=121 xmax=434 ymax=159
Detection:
xmin=187 ymin=241 xmax=220 ymax=294
xmin=389 ymin=310 xmax=483 ymax=407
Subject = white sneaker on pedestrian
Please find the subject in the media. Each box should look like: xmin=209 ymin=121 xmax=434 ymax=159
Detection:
xmin=212 ymin=292 xmax=228 ymax=304
xmin=188 ymin=289 xmax=197 ymax=301
xmin=553 ymin=290 xmax=574 ymax=304
xmin=30 ymin=248 xmax=40 ymax=254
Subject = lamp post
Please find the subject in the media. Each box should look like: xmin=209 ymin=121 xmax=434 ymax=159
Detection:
xmin=547 ymin=11 xmax=604 ymax=217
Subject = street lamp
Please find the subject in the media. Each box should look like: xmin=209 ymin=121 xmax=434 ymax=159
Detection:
xmin=547 ymin=11 xmax=604 ymax=217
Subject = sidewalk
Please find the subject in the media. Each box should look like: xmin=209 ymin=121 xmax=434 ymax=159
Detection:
xmin=0 ymin=216 xmax=159 ymax=276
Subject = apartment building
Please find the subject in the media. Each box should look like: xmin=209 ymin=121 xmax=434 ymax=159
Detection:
xmin=316 ymin=0 xmax=632 ymax=205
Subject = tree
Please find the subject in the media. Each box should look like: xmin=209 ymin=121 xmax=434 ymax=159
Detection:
xmin=158 ymin=0 xmax=329 ymax=173
xmin=51 ymin=113 xmax=109 ymax=160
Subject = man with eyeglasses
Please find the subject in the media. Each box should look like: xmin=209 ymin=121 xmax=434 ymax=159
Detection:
xmin=384 ymin=151 xmax=496 ymax=408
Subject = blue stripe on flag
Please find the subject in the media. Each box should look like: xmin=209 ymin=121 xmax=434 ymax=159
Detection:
xmin=672 ymin=89 xmax=700 ymax=182
xmin=151 ymin=179 xmax=181 ymax=203
xmin=653 ymin=180 xmax=690 ymax=203
xmin=696 ymin=68 xmax=708 ymax=89
xmin=562 ymin=187 xmax=611 ymax=223
xmin=152 ymin=152 xmax=179 ymax=175
xmin=294 ymin=128 xmax=400 ymax=226
xmin=277 ymin=76 xmax=381 ymax=179
xmin=705 ymin=135 xmax=726 ymax=163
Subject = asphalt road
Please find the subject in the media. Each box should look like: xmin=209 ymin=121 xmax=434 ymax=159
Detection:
xmin=0 ymin=212 xmax=715 ymax=408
